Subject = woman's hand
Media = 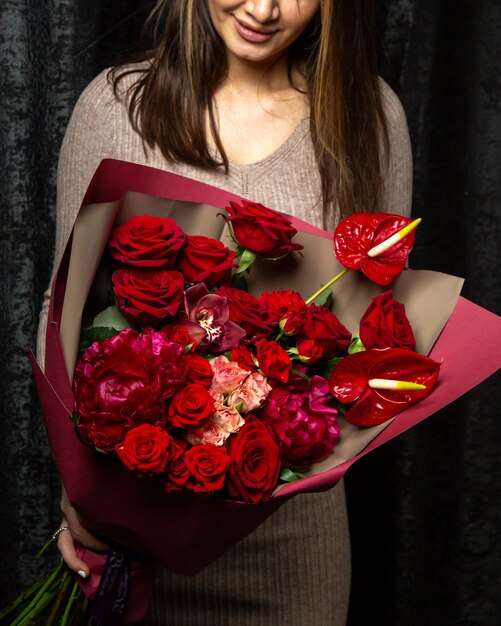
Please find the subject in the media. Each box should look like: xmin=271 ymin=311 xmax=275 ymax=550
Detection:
xmin=58 ymin=484 xmax=110 ymax=578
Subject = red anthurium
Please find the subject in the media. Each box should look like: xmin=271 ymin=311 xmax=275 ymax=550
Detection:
xmin=328 ymin=348 xmax=440 ymax=426
xmin=333 ymin=213 xmax=420 ymax=286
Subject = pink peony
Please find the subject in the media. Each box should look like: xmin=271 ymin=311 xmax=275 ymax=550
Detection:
xmin=73 ymin=327 xmax=188 ymax=451
xmin=258 ymin=376 xmax=340 ymax=466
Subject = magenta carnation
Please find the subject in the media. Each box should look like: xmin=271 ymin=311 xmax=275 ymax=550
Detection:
xmin=258 ymin=376 xmax=340 ymax=466
xmin=73 ymin=327 xmax=188 ymax=451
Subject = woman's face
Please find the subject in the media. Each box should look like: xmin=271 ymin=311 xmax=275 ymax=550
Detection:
xmin=207 ymin=1 xmax=321 ymax=65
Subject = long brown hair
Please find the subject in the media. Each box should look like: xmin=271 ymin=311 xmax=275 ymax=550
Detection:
xmin=111 ymin=0 xmax=389 ymax=222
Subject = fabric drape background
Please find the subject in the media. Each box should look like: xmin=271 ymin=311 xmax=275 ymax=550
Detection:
xmin=0 ymin=1 xmax=499 ymax=624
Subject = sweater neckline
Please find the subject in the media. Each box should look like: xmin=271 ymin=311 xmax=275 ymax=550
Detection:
xmin=213 ymin=117 xmax=310 ymax=173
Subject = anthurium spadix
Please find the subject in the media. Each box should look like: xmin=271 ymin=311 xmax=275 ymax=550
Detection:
xmin=328 ymin=348 xmax=440 ymax=426
xmin=333 ymin=214 xmax=422 ymax=286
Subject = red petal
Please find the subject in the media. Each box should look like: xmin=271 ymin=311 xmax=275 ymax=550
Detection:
xmin=334 ymin=213 xmax=417 ymax=286
xmin=329 ymin=348 xmax=441 ymax=426
xmin=328 ymin=350 xmax=374 ymax=403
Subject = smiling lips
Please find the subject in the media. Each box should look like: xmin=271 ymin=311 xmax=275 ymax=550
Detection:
xmin=233 ymin=16 xmax=277 ymax=43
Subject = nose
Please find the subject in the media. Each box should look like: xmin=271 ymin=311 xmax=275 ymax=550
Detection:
xmin=244 ymin=0 xmax=280 ymax=23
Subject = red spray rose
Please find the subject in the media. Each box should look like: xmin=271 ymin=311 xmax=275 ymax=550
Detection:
xmin=177 ymin=235 xmax=235 ymax=287
xmin=227 ymin=418 xmax=281 ymax=504
xmin=258 ymin=289 xmax=307 ymax=335
xmin=159 ymin=324 xmax=194 ymax=349
xmin=256 ymin=339 xmax=292 ymax=383
xmin=186 ymin=353 xmax=214 ymax=388
xmin=225 ymin=200 xmax=303 ymax=258
xmin=216 ymin=286 xmax=274 ymax=341
xmin=107 ymin=215 xmax=185 ymax=268
xmin=230 ymin=344 xmax=257 ymax=371
xmin=328 ymin=348 xmax=440 ymax=426
xmin=334 ymin=213 xmax=418 ymax=286
xmin=164 ymin=441 xmax=196 ymax=492
xmin=184 ymin=444 xmax=231 ymax=493
xmin=299 ymin=305 xmax=351 ymax=358
xmin=115 ymin=424 xmax=173 ymax=475
xmin=167 ymin=383 xmax=215 ymax=429
xmin=359 ymin=290 xmax=416 ymax=350
xmin=112 ymin=269 xmax=184 ymax=325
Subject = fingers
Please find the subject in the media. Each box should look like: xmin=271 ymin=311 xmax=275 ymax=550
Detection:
xmin=57 ymin=484 xmax=111 ymax=578
xmin=57 ymin=518 xmax=89 ymax=579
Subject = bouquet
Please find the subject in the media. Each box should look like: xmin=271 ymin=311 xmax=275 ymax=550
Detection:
xmin=5 ymin=159 xmax=499 ymax=625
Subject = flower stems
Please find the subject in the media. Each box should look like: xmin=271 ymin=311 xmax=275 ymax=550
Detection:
xmin=8 ymin=561 xmax=64 ymax=626
xmin=305 ymin=268 xmax=349 ymax=306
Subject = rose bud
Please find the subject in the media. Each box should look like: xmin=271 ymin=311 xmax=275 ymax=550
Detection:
xmin=225 ymin=200 xmax=303 ymax=258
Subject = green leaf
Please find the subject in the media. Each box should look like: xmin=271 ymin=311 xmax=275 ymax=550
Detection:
xmin=312 ymin=287 xmax=333 ymax=308
xmin=279 ymin=468 xmax=305 ymax=483
xmin=233 ymin=244 xmax=244 ymax=258
xmin=79 ymin=327 xmax=120 ymax=353
xmin=348 ymin=333 xmax=366 ymax=355
xmin=235 ymin=249 xmax=257 ymax=274
xmin=321 ymin=357 xmax=344 ymax=380
xmin=231 ymin=272 xmax=248 ymax=291
xmin=290 ymin=368 xmax=311 ymax=381
xmin=91 ymin=305 xmax=131 ymax=331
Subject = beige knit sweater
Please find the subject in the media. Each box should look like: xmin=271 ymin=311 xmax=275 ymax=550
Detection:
xmin=37 ymin=67 xmax=412 ymax=626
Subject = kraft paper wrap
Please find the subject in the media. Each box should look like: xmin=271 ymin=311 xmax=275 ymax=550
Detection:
xmin=31 ymin=160 xmax=501 ymax=619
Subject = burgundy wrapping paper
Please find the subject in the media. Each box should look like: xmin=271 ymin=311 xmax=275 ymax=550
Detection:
xmin=33 ymin=159 xmax=501 ymax=620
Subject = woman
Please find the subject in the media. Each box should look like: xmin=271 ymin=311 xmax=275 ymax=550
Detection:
xmin=38 ymin=1 xmax=412 ymax=624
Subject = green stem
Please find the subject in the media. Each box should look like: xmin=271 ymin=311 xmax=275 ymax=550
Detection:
xmin=15 ymin=581 xmax=63 ymax=626
xmin=44 ymin=571 xmax=73 ymax=626
xmin=59 ymin=579 xmax=82 ymax=626
xmin=9 ymin=561 xmax=63 ymax=626
xmin=36 ymin=536 xmax=56 ymax=559
xmin=305 ymin=268 xmax=349 ymax=305
xmin=0 ymin=573 xmax=50 ymax=622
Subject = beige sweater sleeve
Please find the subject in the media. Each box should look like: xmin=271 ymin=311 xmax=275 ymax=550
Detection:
xmin=380 ymin=79 xmax=413 ymax=218
xmin=36 ymin=72 xmax=116 ymax=367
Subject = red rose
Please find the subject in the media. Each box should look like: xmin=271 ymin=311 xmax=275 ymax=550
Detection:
xmin=160 ymin=324 xmax=194 ymax=349
xmin=256 ymin=339 xmax=291 ymax=383
xmin=225 ymin=200 xmax=303 ymax=258
xmin=107 ymin=215 xmax=185 ymax=268
xmin=115 ymin=424 xmax=173 ymax=475
xmin=177 ymin=235 xmax=235 ymax=287
xmin=216 ymin=286 xmax=274 ymax=340
xmin=259 ymin=289 xmax=307 ymax=335
xmin=227 ymin=418 xmax=281 ymax=503
xmin=167 ymin=383 xmax=215 ymax=429
xmin=184 ymin=444 xmax=230 ymax=493
xmin=186 ymin=353 xmax=214 ymax=388
xmin=73 ymin=328 xmax=188 ymax=451
xmin=112 ymin=269 xmax=184 ymax=325
xmin=359 ymin=290 xmax=416 ymax=350
xmin=296 ymin=338 xmax=324 ymax=363
xmin=300 ymin=305 xmax=351 ymax=358
xmin=164 ymin=440 xmax=194 ymax=492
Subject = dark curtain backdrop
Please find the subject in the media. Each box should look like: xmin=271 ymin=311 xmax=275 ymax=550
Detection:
xmin=0 ymin=1 xmax=499 ymax=624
